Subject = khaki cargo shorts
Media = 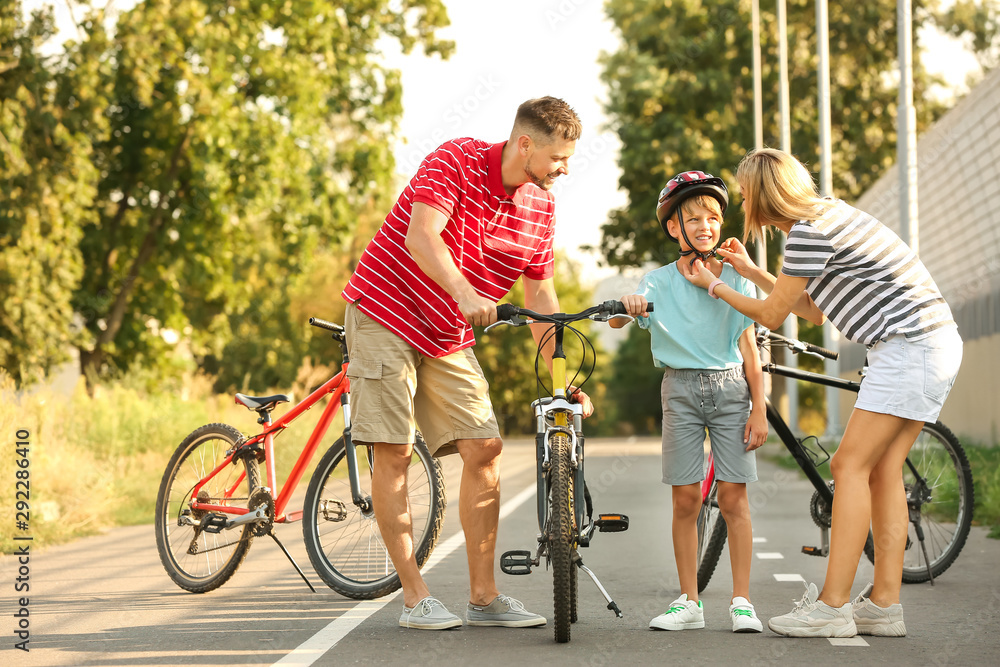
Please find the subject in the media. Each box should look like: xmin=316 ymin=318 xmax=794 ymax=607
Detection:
xmin=344 ymin=302 xmax=500 ymax=457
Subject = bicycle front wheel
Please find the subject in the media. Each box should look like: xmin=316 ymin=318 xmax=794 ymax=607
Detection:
xmin=889 ymin=421 xmax=973 ymax=583
xmin=302 ymin=434 xmax=446 ymax=599
xmin=154 ymin=423 xmax=260 ymax=593
xmin=547 ymin=433 xmax=576 ymax=643
xmin=696 ymin=479 xmax=728 ymax=593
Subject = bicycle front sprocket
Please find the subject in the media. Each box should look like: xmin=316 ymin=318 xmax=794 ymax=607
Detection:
xmin=248 ymin=488 xmax=275 ymax=536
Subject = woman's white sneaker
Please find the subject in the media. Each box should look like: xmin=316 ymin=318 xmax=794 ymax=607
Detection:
xmin=767 ymin=583 xmax=857 ymax=638
xmin=399 ymin=597 xmax=463 ymax=630
xmin=649 ymin=594 xmax=705 ymax=630
xmin=853 ymin=583 xmax=906 ymax=636
xmin=730 ymin=597 xmax=763 ymax=633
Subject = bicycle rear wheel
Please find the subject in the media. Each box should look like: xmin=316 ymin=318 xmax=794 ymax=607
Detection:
xmin=548 ymin=433 xmax=576 ymax=643
xmin=302 ymin=434 xmax=445 ymax=599
xmin=696 ymin=478 xmax=728 ymax=593
xmin=154 ymin=423 xmax=260 ymax=593
xmin=864 ymin=421 xmax=974 ymax=583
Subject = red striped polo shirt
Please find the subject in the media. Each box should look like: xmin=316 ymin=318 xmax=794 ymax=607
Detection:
xmin=341 ymin=138 xmax=556 ymax=358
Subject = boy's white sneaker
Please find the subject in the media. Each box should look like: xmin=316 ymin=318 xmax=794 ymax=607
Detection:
xmin=767 ymin=583 xmax=856 ymax=638
xmin=730 ymin=596 xmax=763 ymax=633
xmin=649 ymin=594 xmax=705 ymax=630
xmin=853 ymin=583 xmax=906 ymax=637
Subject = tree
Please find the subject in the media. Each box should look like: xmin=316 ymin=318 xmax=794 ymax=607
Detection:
xmin=0 ymin=4 xmax=94 ymax=385
xmin=936 ymin=0 xmax=1000 ymax=73
xmin=2 ymin=1 xmax=452 ymax=387
xmin=599 ymin=0 xmax=950 ymax=271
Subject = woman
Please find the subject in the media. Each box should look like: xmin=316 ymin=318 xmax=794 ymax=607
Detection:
xmin=681 ymin=148 xmax=963 ymax=638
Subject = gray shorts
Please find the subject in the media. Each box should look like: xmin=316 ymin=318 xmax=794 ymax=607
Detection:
xmin=660 ymin=367 xmax=757 ymax=485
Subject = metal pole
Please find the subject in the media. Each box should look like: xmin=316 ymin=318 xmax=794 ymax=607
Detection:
xmin=816 ymin=0 xmax=840 ymax=436
xmin=777 ymin=0 xmax=799 ymax=433
xmin=899 ymin=0 xmax=919 ymax=254
xmin=752 ymin=0 xmax=767 ymax=293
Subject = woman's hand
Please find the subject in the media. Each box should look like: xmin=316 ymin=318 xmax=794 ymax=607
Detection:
xmin=679 ymin=258 xmax=717 ymax=290
xmin=716 ymin=238 xmax=758 ymax=278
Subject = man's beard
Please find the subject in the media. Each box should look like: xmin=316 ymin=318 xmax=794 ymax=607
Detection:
xmin=524 ymin=156 xmax=556 ymax=190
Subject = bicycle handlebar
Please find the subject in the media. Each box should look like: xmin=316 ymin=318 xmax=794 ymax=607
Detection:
xmin=495 ymin=300 xmax=654 ymax=324
xmin=766 ymin=330 xmax=838 ymax=361
xmin=309 ymin=317 xmax=344 ymax=333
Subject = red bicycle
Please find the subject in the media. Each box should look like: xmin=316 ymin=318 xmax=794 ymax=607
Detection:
xmin=154 ymin=317 xmax=447 ymax=598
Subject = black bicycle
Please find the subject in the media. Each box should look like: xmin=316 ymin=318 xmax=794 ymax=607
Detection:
xmin=696 ymin=329 xmax=974 ymax=592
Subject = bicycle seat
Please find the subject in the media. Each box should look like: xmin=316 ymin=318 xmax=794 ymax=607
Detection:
xmin=234 ymin=393 xmax=292 ymax=413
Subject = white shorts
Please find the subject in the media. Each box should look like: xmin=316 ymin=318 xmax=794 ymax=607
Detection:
xmin=854 ymin=325 xmax=963 ymax=423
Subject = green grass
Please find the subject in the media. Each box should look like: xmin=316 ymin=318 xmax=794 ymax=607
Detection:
xmin=760 ymin=435 xmax=1000 ymax=538
xmin=0 ymin=364 xmax=341 ymax=554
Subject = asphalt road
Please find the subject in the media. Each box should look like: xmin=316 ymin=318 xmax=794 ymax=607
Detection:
xmin=4 ymin=437 xmax=999 ymax=666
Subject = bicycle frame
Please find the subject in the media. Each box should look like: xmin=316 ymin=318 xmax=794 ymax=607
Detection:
xmin=189 ymin=366 xmax=353 ymax=524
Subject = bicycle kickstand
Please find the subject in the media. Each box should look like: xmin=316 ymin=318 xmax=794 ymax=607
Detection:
xmin=269 ymin=531 xmax=317 ymax=593
xmin=574 ymin=554 xmax=623 ymax=618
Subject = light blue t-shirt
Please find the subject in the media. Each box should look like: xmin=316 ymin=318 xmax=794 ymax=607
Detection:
xmin=636 ymin=263 xmax=755 ymax=370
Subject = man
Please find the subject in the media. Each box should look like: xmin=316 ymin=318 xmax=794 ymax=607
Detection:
xmin=341 ymin=96 xmax=592 ymax=630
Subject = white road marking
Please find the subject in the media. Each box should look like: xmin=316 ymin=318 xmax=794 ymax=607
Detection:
xmin=272 ymin=483 xmax=538 ymax=666
xmin=773 ymin=573 xmax=805 ymax=582
xmin=752 ymin=536 xmax=768 ymax=543
xmin=755 ymin=552 xmax=785 ymax=559
xmin=828 ymin=637 xmax=869 ymax=647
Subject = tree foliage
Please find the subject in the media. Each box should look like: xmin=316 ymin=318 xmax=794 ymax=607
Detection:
xmin=1 ymin=0 xmax=452 ymax=388
xmin=0 ymin=6 xmax=92 ymax=384
xmin=599 ymin=0 xmax=954 ymax=270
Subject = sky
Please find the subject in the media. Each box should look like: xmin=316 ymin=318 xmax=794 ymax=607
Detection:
xmin=25 ymin=0 xmax=983 ymax=284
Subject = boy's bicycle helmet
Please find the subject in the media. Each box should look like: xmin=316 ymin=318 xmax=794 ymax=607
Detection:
xmin=655 ymin=170 xmax=729 ymax=263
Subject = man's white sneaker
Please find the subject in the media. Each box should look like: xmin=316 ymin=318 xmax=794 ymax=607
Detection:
xmin=730 ymin=596 xmax=763 ymax=633
xmin=767 ymin=583 xmax=856 ymax=638
xmin=853 ymin=583 xmax=906 ymax=637
xmin=399 ymin=597 xmax=463 ymax=630
xmin=649 ymin=594 xmax=705 ymax=630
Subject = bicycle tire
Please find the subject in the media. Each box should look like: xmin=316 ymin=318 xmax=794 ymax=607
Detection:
xmin=570 ymin=559 xmax=578 ymax=624
xmin=154 ymin=423 xmax=260 ymax=593
xmin=548 ymin=433 xmax=575 ymax=643
xmin=696 ymin=479 xmax=728 ymax=593
xmin=302 ymin=433 xmax=446 ymax=599
xmin=864 ymin=421 xmax=974 ymax=583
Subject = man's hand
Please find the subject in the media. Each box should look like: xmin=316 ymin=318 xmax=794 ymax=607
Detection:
xmin=679 ymin=258 xmax=717 ymax=290
xmin=744 ymin=406 xmax=768 ymax=451
xmin=458 ymin=293 xmax=498 ymax=327
xmin=568 ymin=385 xmax=594 ymax=418
xmin=717 ymin=238 xmax=758 ymax=278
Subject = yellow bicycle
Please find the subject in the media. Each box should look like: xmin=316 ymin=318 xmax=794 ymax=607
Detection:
xmin=488 ymin=300 xmax=652 ymax=643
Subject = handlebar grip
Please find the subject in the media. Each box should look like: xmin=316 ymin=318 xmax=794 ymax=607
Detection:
xmin=309 ymin=317 xmax=342 ymax=332
xmin=805 ymin=341 xmax=839 ymax=360
xmin=496 ymin=303 xmax=520 ymax=320
xmin=605 ymin=300 xmax=654 ymax=315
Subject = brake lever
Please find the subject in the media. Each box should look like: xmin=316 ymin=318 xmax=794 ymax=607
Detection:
xmin=604 ymin=313 xmax=635 ymax=324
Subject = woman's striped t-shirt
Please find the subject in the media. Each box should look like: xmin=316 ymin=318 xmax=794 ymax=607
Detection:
xmin=781 ymin=200 xmax=955 ymax=345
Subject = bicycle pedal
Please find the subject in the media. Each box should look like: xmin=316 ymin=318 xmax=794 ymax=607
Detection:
xmin=801 ymin=545 xmax=827 ymax=557
xmin=500 ymin=550 xmax=535 ymax=575
xmin=594 ymin=513 xmax=629 ymax=533
xmin=200 ymin=513 xmax=229 ymax=534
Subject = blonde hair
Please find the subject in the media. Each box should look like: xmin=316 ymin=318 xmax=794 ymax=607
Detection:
xmin=672 ymin=194 xmax=723 ymax=224
xmin=736 ymin=148 xmax=834 ymax=244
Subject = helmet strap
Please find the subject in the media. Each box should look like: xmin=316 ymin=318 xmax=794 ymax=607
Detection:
xmin=677 ymin=218 xmax=722 ymax=266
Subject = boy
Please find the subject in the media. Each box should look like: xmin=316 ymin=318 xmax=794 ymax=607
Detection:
xmin=613 ymin=171 xmax=767 ymax=632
